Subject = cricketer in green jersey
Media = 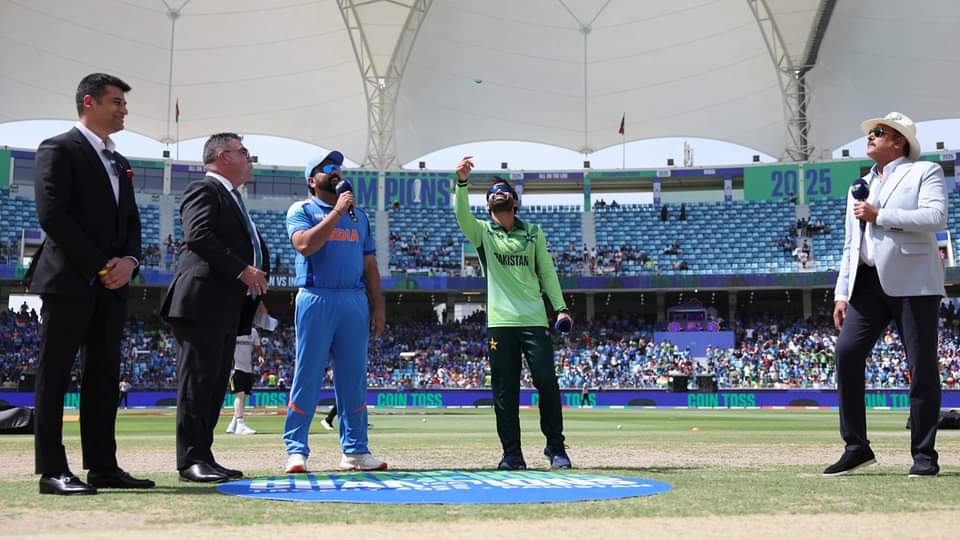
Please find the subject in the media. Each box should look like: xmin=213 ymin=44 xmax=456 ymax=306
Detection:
xmin=454 ymin=156 xmax=573 ymax=470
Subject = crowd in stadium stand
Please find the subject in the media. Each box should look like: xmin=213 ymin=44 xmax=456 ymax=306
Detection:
xmin=0 ymin=305 xmax=41 ymax=388
xmin=141 ymin=243 xmax=163 ymax=269
xmin=0 ymin=241 xmax=17 ymax=265
xmin=388 ymin=231 xmax=461 ymax=274
xmin=3 ymin=305 xmax=960 ymax=392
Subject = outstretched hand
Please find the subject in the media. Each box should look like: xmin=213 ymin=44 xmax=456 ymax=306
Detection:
xmin=455 ymin=156 xmax=474 ymax=182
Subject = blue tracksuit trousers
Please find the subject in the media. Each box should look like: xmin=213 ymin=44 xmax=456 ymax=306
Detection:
xmin=283 ymin=288 xmax=370 ymax=456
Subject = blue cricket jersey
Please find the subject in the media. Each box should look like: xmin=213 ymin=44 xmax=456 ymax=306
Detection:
xmin=285 ymin=197 xmax=375 ymax=289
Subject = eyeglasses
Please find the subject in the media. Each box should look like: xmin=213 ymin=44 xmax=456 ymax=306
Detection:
xmin=223 ymin=147 xmax=251 ymax=159
xmin=868 ymin=127 xmax=896 ymax=138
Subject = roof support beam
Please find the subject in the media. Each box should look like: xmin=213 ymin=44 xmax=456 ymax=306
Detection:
xmin=802 ymin=0 xmax=837 ymax=67
xmin=558 ymin=0 xmax=613 ymax=155
xmin=160 ymin=0 xmax=191 ymax=146
xmin=747 ymin=0 xmax=811 ymax=161
xmin=338 ymin=0 xmax=433 ymax=171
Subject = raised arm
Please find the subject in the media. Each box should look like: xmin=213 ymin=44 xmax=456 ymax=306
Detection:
xmin=453 ymin=156 xmax=484 ymax=246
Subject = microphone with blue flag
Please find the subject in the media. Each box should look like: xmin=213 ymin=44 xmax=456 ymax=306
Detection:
xmin=852 ymin=178 xmax=869 ymax=232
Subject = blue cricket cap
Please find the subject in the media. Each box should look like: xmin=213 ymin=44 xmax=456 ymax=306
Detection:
xmin=304 ymin=150 xmax=344 ymax=181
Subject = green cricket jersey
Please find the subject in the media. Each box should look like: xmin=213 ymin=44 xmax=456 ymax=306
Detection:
xmin=454 ymin=182 xmax=567 ymax=327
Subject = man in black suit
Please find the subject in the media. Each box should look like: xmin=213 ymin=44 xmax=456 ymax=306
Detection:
xmin=161 ymin=132 xmax=270 ymax=483
xmin=30 ymin=73 xmax=154 ymax=495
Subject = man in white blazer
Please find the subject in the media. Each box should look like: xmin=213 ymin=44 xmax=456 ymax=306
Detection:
xmin=826 ymin=112 xmax=947 ymax=477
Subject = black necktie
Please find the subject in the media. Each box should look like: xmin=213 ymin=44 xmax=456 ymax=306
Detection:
xmin=101 ymin=149 xmax=121 ymax=203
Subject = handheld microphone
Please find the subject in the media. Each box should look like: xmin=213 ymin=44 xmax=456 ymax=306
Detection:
xmin=555 ymin=315 xmax=572 ymax=334
xmin=852 ymin=178 xmax=869 ymax=232
xmin=335 ymin=178 xmax=359 ymax=223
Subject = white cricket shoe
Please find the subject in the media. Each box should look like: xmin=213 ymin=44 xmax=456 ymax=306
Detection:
xmin=285 ymin=453 xmax=308 ymax=473
xmin=320 ymin=417 xmax=334 ymax=431
xmin=225 ymin=417 xmax=237 ymax=434
xmin=339 ymin=453 xmax=387 ymax=471
xmin=234 ymin=419 xmax=256 ymax=435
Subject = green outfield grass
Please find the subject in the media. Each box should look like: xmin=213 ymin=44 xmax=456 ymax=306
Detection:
xmin=0 ymin=408 xmax=957 ymax=527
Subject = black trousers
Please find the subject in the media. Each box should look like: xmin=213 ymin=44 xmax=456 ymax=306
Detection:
xmin=171 ymin=316 xmax=238 ymax=470
xmin=835 ymin=265 xmax=941 ymax=466
xmin=488 ymin=326 xmax=565 ymax=454
xmin=34 ymin=291 xmax=125 ymax=475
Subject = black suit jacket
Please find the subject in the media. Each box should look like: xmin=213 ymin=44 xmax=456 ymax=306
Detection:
xmin=29 ymin=127 xmax=141 ymax=297
xmin=160 ymin=175 xmax=269 ymax=336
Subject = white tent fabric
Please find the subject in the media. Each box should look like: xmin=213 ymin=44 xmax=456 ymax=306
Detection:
xmin=808 ymin=0 xmax=960 ymax=157
xmin=0 ymin=0 xmax=954 ymax=164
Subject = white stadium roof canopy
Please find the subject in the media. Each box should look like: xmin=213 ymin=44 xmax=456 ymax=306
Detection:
xmin=1 ymin=0 xmax=957 ymax=168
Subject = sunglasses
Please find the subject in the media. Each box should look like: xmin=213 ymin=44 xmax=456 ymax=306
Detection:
xmin=487 ymin=183 xmax=514 ymax=197
xmin=868 ymin=127 xmax=897 ymax=138
xmin=321 ymin=163 xmax=342 ymax=174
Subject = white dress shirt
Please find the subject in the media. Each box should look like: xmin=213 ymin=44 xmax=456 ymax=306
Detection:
xmin=74 ymin=121 xmax=119 ymax=204
xmin=859 ymin=156 xmax=908 ymax=267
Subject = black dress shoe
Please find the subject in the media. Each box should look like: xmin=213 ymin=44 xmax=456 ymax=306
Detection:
xmin=908 ymin=463 xmax=939 ymax=477
xmin=87 ymin=468 xmax=156 ymax=489
xmin=178 ymin=462 xmax=229 ymax=483
xmin=39 ymin=473 xmax=97 ymax=495
xmin=211 ymin=462 xmax=243 ymax=479
xmin=823 ymin=448 xmax=877 ymax=476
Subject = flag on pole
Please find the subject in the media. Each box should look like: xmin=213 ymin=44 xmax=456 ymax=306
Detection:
xmin=618 ymin=114 xmax=625 ymax=135
xmin=175 ymin=99 xmax=180 ymax=123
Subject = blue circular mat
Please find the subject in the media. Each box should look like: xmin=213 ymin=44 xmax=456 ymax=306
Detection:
xmin=218 ymin=470 xmax=671 ymax=504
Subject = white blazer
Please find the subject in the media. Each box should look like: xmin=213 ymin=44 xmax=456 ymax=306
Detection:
xmin=834 ymin=159 xmax=947 ymax=301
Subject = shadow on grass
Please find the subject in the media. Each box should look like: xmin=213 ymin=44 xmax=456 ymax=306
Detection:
xmin=583 ymin=466 xmax=704 ymax=474
xmin=233 ymin=466 xmax=703 ymax=478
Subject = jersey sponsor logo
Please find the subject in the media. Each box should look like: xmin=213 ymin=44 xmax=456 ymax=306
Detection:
xmin=330 ymin=228 xmax=360 ymax=242
xmin=494 ymin=252 xmax=529 ymax=267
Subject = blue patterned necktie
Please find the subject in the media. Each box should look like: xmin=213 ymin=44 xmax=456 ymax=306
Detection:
xmin=231 ymin=188 xmax=263 ymax=270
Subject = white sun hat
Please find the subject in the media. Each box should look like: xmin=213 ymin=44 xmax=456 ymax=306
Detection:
xmin=860 ymin=111 xmax=921 ymax=161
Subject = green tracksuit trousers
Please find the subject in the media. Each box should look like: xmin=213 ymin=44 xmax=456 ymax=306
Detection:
xmin=487 ymin=326 xmax=565 ymax=454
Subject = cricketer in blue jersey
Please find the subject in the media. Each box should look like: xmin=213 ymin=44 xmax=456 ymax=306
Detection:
xmin=282 ymin=150 xmax=387 ymax=473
